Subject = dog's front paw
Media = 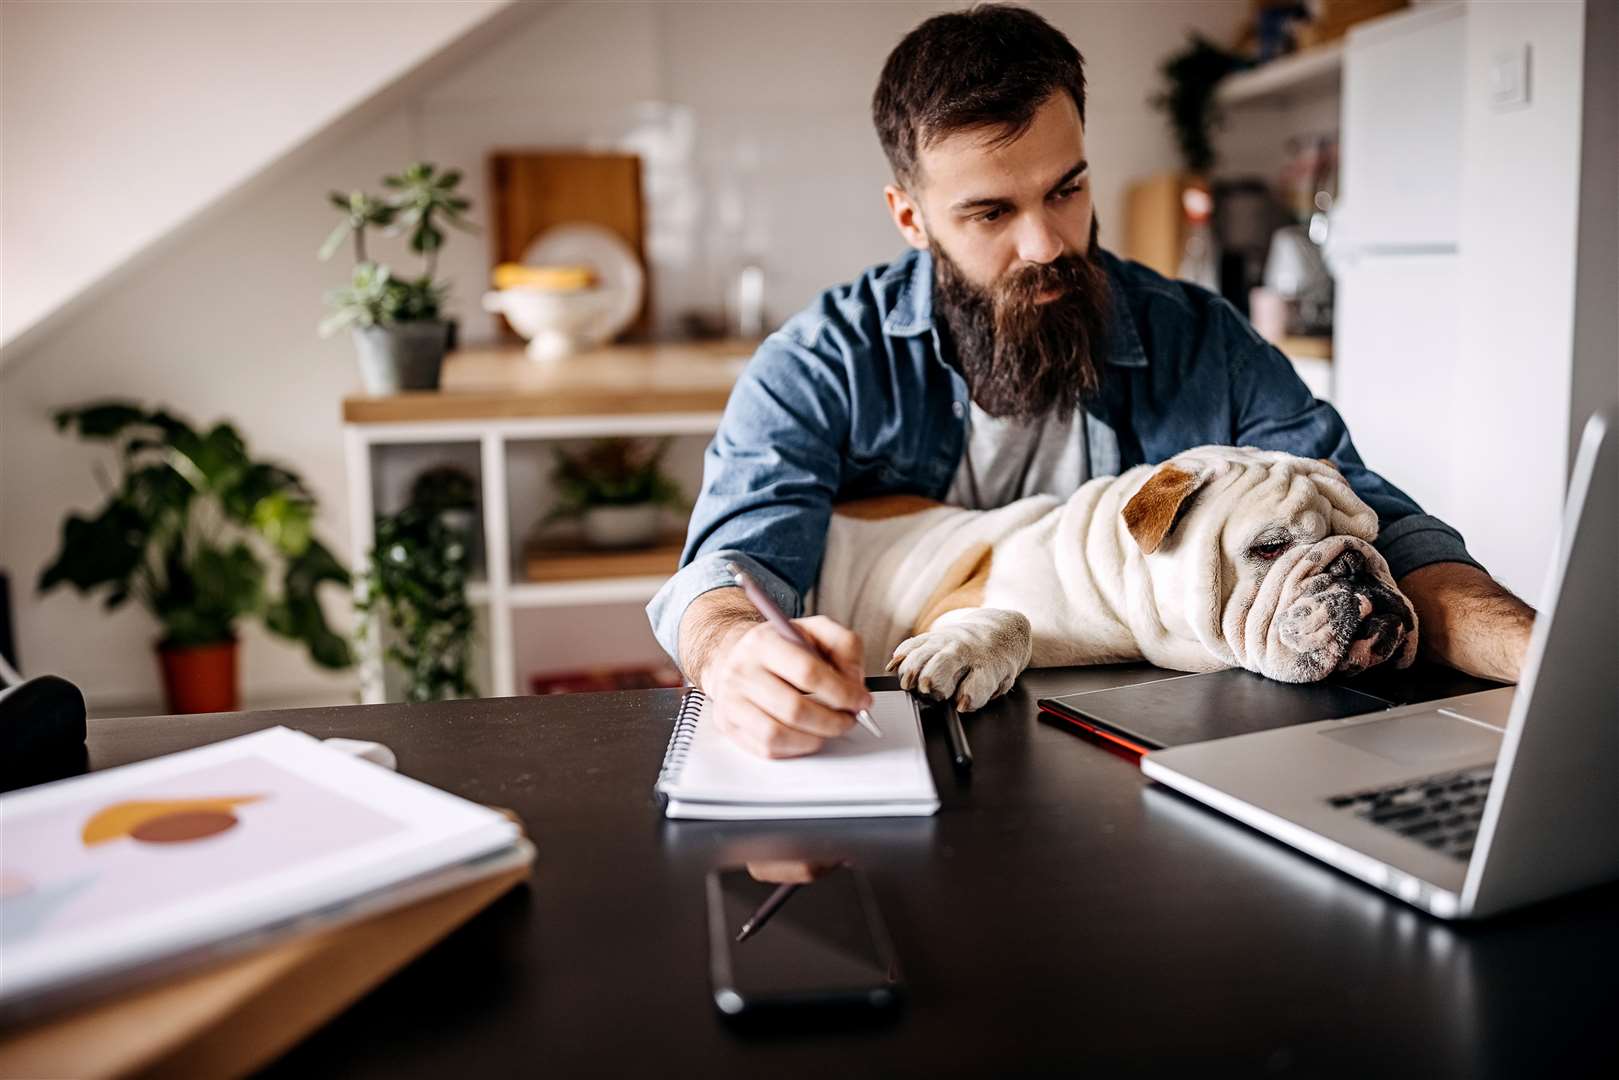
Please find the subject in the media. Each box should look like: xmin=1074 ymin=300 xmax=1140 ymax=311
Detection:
xmin=885 ymin=609 xmax=1031 ymax=712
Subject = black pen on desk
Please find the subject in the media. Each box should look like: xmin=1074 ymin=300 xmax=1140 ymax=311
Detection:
xmin=725 ymin=562 xmax=883 ymax=739
xmin=735 ymin=882 xmax=800 ymax=943
xmin=942 ymin=700 xmax=973 ymax=771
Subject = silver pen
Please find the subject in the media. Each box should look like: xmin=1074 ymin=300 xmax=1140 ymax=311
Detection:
xmin=725 ymin=562 xmax=883 ymax=738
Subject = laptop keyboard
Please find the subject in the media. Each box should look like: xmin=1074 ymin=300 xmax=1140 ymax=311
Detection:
xmin=1327 ymin=765 xmax=1495 ymax=861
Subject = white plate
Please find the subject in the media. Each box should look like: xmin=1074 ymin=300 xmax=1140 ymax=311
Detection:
xmin=521 ymin=224 xmax=645 ymax=346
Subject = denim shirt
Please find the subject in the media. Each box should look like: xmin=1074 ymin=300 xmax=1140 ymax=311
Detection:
xmin=647 ymin=247 xmax=1479 ymax=666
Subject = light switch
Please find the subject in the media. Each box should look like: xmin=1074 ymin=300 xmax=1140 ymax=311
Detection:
xmin=1489 ymin=44 xmax=1531 ymax=111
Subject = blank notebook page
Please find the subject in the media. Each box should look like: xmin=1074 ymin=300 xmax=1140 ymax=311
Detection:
xmin=661 ymin=691 xmax=935 ymax=806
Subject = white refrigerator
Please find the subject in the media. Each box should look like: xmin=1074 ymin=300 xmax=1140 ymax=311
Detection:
xmin=1329 ymin=3 xmax=1467 ymax=526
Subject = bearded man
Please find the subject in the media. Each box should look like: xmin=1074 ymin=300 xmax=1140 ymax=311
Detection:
xmin=647 ymin=3 xmax=1535 ymax=759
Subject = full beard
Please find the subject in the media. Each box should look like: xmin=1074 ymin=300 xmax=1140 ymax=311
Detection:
xmin=932 ymin=216 xmax=1113 ymax=422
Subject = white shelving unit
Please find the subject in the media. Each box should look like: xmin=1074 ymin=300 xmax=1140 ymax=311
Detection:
xmin=343 ymin=341 xmax=751 ymax=704
xmin=1216 ymin=41 xmax=1345 ymax=107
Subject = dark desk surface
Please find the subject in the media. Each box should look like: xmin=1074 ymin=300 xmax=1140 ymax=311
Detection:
xmin=84 ymin=665 xmax=1617 ymax=1078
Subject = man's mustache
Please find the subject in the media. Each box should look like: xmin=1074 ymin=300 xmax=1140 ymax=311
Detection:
xmin=991 ymin=254 xmax=1096 ymax=311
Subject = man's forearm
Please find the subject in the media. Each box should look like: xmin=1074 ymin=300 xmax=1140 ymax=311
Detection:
xmin=677 ymin=587 xmax=764 ymax=689
xmin=1398 ymin=562 xmax=1536 ymax=683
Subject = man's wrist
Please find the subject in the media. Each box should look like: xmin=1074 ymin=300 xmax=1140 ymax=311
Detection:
xmin=678 ymin=588 xmax=764 ymax=690
xmin=1398 ymin=562 xmax=1536 ymax=682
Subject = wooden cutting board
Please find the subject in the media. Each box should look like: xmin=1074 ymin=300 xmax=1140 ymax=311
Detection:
xmin=487 ymin=151 xmax=649 ymax=340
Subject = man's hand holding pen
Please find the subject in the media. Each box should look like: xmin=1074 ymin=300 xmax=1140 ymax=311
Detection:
xmin=697 ymin=614 xmax=872 ymax=758
xmin=678 ymin=563 xmax=882 ymax=759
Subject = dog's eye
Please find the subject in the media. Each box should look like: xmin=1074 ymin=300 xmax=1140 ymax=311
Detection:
xmin=1250 ymin=540 xmax=1290 ymax=561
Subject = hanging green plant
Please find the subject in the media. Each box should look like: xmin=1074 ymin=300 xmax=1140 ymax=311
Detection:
xmin=408 ymin=464 xmax=479 ymax=517
xmin=1151 ymin=35 xmax=1251 ymax=175
xmin=356 ymin=470 xmax=477 ymax=703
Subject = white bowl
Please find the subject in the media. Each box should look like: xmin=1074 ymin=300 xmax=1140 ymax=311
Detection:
xmin=522 ymin=224 xmax=645 ymax=344
xmin=483 ymin=288 xmax=617 ymax=361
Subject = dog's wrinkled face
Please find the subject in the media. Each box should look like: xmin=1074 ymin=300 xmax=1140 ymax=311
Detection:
xmin=1257 ymin=535 xmax=1417 ymax=679
xmin=1122 ymin=446 xmax=1419 ymax=683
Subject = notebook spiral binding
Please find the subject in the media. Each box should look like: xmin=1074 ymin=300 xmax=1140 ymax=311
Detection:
xmin=653 ymin=687 xmax=706 ymax=801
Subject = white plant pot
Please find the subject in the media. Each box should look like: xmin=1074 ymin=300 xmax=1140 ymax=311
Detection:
xmin=579 ymin=505 xmax=662 ymax=549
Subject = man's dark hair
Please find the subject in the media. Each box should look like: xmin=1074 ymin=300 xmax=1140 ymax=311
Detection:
xmin=872 ymin=3 xmax=1087 ymax=187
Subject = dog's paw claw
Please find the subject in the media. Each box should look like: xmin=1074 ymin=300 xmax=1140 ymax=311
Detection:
xmin=891 ymin=626 xmax=1018 ymax=713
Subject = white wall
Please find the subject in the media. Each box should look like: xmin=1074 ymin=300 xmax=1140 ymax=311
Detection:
xmin=0 ymin=0 xmax=519 ymax=358
xmin=2 ymin=108 xmax=419 ymax=710
xmin=1452 ymin=0 xmax=1588 ymax=603
xmin=0 ymin=0 xmax=1248 ymax=710
xmin=1569 ymin=0 xmax=1618 ymax=460
xmin=415 ymin=0 xmax=1251 ymax=344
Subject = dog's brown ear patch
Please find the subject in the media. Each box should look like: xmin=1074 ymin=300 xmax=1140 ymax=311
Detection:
xmin=1317 ymin=458 xmax=1340 ymax=472
xmin=1122 ymin=464 xmax=1201 ymax=554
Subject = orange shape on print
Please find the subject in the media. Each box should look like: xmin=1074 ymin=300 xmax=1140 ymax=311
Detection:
xmin=129 ymin=810 xmax=241 ymax=844
xmin=81 ymin=796 xmax=265 ymax=847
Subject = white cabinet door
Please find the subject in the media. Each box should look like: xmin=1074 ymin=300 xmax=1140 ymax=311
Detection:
xmin=1340 ymin=4 xmax=1466 ymax=251
xmin=1333 ymin=252 xmax=1462 ymax=524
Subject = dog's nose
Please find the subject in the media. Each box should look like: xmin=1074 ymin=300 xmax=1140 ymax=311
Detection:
xmin=1327 ymin=548 xmax=1365 ymax=579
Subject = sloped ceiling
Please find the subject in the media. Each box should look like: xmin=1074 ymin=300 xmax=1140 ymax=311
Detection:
xmin=0 ymin=0 xmax=555 ymax=370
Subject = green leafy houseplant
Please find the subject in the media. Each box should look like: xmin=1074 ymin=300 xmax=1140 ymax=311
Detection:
xmin=319 ymin=162 xmax=475 ymax=393
xmin=356 ymin=467 xmax=478 ymax=703
xmin=318 ymin=262 xmax=447 ymax=338
xmin=39 ymin=402 xmax=353 ymax=710
xmin=543 ymin=438 xmax=688 ymax=526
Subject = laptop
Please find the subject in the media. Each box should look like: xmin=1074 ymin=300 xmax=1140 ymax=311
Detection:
xmin=1141 ymin=406 xmax=1618 ymax=919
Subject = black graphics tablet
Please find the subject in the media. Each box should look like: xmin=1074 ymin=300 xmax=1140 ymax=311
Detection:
xmin=1036 ymin=664 xmax=1502 ymax=756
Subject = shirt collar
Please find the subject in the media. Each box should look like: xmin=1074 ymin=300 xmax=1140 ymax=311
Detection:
xmin=883 ymin=247 xmax=1149 ymax=370
xmin=880 ymin=248 xmax=936 ymax=338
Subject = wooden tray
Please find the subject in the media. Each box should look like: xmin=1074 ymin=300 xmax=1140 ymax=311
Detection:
xmin=524 ymin=533 xmax=685 ymax=583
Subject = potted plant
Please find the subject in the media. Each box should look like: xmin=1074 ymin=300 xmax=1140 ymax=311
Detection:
xmin=39 ymin=402 xmax=353 ymax=714
xmin=356 ymin=466 xmax=478 ymax=703
xmin=541 ymin=438 xmax=688 ymax=549
xmin=319 ymin=162 xmax=475 ymax=394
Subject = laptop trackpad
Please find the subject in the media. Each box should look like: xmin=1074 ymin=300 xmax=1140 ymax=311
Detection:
xmin=1321 ymin=712 xmax=1502 ymax=766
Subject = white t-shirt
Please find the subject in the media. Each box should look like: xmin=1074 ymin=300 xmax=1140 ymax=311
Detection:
xmin=945 ymin=401 xmax=1091 ymax=510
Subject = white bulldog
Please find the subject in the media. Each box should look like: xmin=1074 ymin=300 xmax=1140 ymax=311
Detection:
xmin=811 ymin=445 xmax=1419 ymax=711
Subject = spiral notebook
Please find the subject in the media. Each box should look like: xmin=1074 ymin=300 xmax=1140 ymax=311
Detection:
xmin=654 ymin=689 xmax=939 ymax=820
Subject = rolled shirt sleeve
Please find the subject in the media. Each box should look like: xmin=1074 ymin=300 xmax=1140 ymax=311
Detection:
xmin=647 ymin=325 xmax=851 ymax=666
xmin=1220 ymin=299 xmax=1485 ymax=581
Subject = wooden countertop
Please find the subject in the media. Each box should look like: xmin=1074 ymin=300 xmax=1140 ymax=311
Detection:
xmin=342 ymin=339 xmax=757 ymax=424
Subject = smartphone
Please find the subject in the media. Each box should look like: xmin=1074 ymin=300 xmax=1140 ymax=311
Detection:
xmin=705 ymin=861 xmax=904 ymax=1016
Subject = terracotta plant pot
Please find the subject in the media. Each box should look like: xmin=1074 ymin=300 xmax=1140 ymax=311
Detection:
xmin=157 ymin=640 xmax=239 ymax=714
